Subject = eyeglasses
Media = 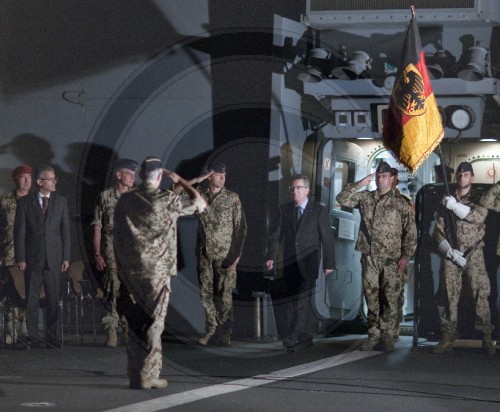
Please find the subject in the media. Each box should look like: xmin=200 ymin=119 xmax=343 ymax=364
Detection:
xmin=40 ymin=177 xmax=58 ymax=183
xmin=289 ymin=185 xmax=307 ymax=191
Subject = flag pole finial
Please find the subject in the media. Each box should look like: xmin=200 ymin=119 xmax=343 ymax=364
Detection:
xmin=410 ymin=5 xmax=415 ymax=18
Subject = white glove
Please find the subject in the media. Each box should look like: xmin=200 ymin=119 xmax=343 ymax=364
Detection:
xmin=447 ymin=248 xmax=467 ymax=268
xmin=443 ymin=196 xmax=470 ymax=219
xmin=438 ymin=239 xmax=467 ymax=268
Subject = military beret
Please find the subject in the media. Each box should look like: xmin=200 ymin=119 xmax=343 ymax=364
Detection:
xmin=456 ymin=161 xmax=473 ymax=174
xmin=11 ymin=165 xmax=32 ymax=178
xmin=140 ymin=156 xmax=162 ymax=173
xmin=375 ymin=161 xmax=392 ymax=174
xmin=209 ymin=161 xmax=226 ymax=174
xmin=115 ymin=158 xmax=138 ymax=172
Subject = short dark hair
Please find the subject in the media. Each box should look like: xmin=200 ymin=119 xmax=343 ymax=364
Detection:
xmin=291 ymin=174 xmax=310 ymax=188
xmin=36 ymin=165 xmax=55 ymax=180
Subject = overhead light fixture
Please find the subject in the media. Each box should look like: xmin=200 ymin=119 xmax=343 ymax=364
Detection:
xmin=427 ymin=50 xmax=456 ymax=80
xmin=331 ymin=51 xmax=372 ymax=80
xmin=298 ymin=66 xmax=324 ymax=83
xmin=427 ymin=63 xmax=444 ymax=80
xmin=445 ymin=105 xmax=475 ymax=131
xmin=457 ymin=45 xmax=489 ymax=81
xmin=479 ymin=138 xmax=497 ymax=142
xmin=297 ymin=47 xmax=335 ymax=83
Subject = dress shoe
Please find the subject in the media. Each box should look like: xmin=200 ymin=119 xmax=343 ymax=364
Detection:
xmin=129 ymin=378 xmax=168 ymax=389
xmin=282 ymin=336 xmax=296 ymax=348
xmin=26 ymin=339 xmax=46 ymax=349
xmin=287 ymin=338 xmax=313 ymax=352
xmin=46 ymin=340 xmax=63 ymax=349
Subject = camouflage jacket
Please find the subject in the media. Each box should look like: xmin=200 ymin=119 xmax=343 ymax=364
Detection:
xmin=480 ymin=182 xmax=500 ymax=255
xmin=91 ymin=186 xmax=121 ymax=265
xmin=435 ymin=186 xmax=487 ymax=252
xmin=114 ymin=183 xmax=205 ymax=279
xmin=336 ymin=183 xmax=417 ymax=259
xmin=481 ymin=182 xmax=500 ymax=211
xmin=0 ymin=191 xmax=25 ymax=266
xmin=196 ymin=186 xmax=247 ymax=262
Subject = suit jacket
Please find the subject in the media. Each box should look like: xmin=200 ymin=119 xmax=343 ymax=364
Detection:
xmin=267 ymin=200 xmax=335 ymax=280
xmin=14 ymin=192 xmax=71 ymax=272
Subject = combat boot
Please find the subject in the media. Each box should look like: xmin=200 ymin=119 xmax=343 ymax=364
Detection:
xmin=129 ymin=378 xmax=168 ymax=390
xmin=432 ymin=340 xmax=453 ymax=354
xmin=382 ymin=340 xmax=395 ymax=353
xmin=5 ymin=333 xmax=13 ymax=345
xmin=197 ymin=330 xmax=216 ymax=346
xmin=215 ymin=330 xmax=231 ymax=346
xmin=105 ymin=328 xmax=118 ymax=348
xmin=359 ymin=337 xmax=379 ymax=351
xmin=482 ymin=332 xmax=496 ymax=356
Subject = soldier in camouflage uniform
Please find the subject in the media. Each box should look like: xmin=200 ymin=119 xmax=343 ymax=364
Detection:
xmin=336 ymin=161 xmax=417 ymax=352
xmin=193 ymin=162 xmax=247 ymax=346
xmin=114 ymin=156 xmax=206 ymax=389
xmin=390 ymin=168 xmax=414 ymax=340
xmin=433 ymin=162 xmax=494 ymax=355
xmin=480 ymin=180 xmax=500 ymax=256
xmin=0 ymin=165 xmax=32 ymax=346
xmin=92 ymin=159 xmax=138 ymax=347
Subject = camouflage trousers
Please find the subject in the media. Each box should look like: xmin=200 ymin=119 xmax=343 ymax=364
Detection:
xmin=0 ymin=266 xmax=27 ymax=341
xmin=198 ymin=254 xmax=236 ymax=337
xmin=361 ymin=255 xmax=404 ymax=343
xmin=4 ymin=305 xmax=27 ymax=342
xmin=118 ymin=276 xmax=170 ymax=383
xmin=439 ymin=247 xmax=492 ymax=340
xmin=102 ymin=267 xmax=127 ymax=331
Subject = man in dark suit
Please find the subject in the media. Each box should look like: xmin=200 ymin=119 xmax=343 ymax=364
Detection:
xmin=14 ymin=165 xmax=71 ymax=348
xmin=266 ymin=174 xmax=335 ymax=351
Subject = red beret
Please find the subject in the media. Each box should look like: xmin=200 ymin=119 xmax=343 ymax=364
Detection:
xmin=11 ymin=165 xmax=32 ymax=178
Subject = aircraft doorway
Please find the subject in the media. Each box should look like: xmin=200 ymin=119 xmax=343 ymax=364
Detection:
xmin=312 ymin=140 xmax=364 ymax=324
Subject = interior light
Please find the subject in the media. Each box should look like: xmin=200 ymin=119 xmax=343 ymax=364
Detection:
xmin=331 ymin=51 xmax=372 ymax=80
xmin=457 ymin=45 xmax=489 ymax=81
xmin=297 ymin=48 xmax=334 ymax=83
xmin=427 ymin=49 xmax=456 ymax=80
xmin=445 ymin=105 xmax=475 ymax=131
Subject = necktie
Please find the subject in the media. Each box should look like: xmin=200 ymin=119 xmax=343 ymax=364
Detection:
xmin=42 ymin=196 xmax=49 ymax=215
xmin=295 ymin=206 xmax=302 ymax=224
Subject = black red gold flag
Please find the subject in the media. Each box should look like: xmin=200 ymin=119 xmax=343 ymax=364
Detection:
xmin=382 ymin=9 xmax=444 ymax=173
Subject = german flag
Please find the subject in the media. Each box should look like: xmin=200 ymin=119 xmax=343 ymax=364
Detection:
xmin=382 ymin=9 xmax=444 ymax=174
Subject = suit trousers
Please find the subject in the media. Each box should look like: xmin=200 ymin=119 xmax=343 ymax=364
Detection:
xmin=283 ymin=261 xmax=316 ymax=341
xmin=25 ymin=268 xmax=62 ymax=342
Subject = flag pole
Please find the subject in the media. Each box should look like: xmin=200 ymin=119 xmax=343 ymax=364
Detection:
xmin=437 ymin=144 xmax=459 ymax=248
xmin=437 ymin=145 xmax=450 ymax=196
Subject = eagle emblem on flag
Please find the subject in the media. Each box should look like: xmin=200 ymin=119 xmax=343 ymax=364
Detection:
xmin=393 ymin=64 xmax=425 ymax=116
